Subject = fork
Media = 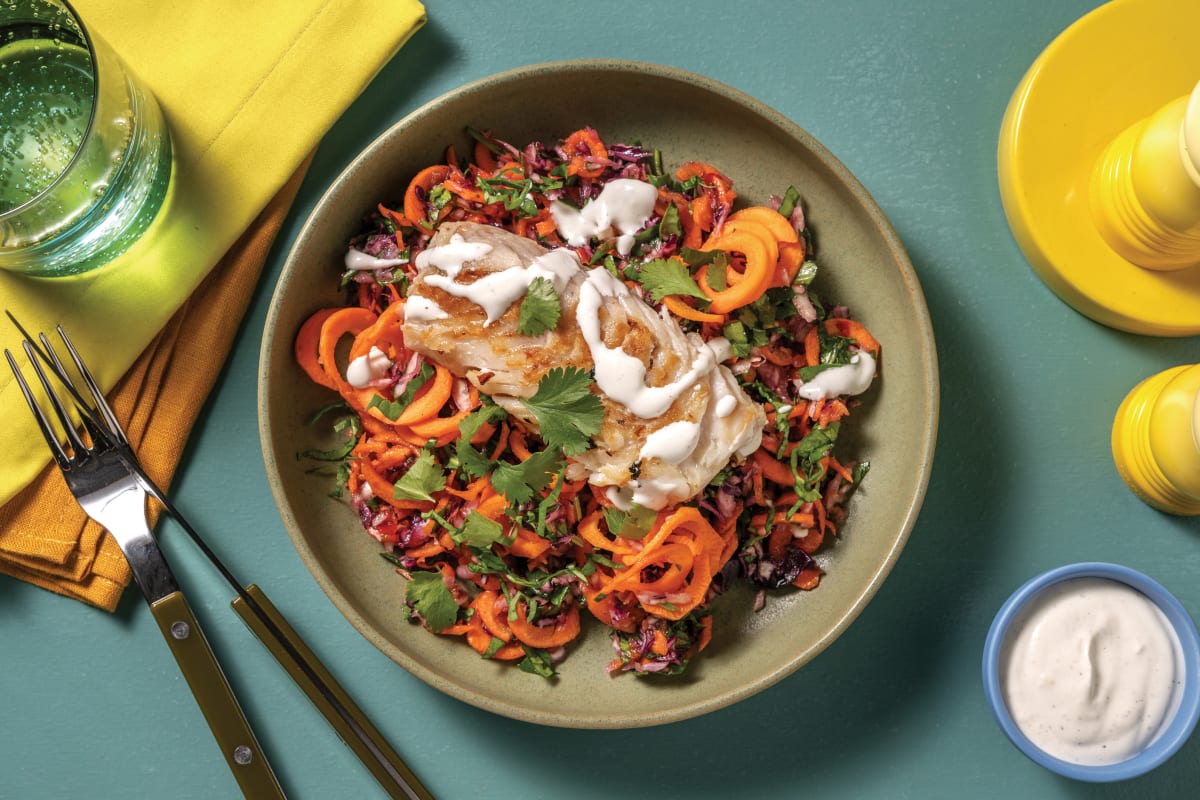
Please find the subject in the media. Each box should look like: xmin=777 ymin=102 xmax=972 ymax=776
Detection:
xmin=6 ymin=316 xmax=433 ymax=800
xmin=5 ymin=336 xmax=286 ymax=799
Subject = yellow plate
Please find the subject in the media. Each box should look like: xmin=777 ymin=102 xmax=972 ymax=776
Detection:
xmin=998 ymin=0 xmax=1200 ymax=336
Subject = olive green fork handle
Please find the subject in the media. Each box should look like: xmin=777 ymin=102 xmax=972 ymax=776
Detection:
xmin=232 ymin=585 xmax=433 ymax=800
xmin=149 ymin=591 xmax=286 ymax=799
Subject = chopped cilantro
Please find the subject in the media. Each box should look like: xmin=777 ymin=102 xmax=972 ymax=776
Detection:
xmin=516 ymin=276 xmax=561 ymax=336
xmin=454 ymin=405 xmax=507 ymax=478
xmin=492 ymin=447 xmax=563 ymax=504
xmin=481 ymin=637 xmax=507 ymax=659
xmin=795 ymin=421 xmax=839 ymax=463
xmin=521 ymin=367 xmax=604 ymax=456
xmin=457 ymin=511 xmax=507 ymax=549
xmin=722 ymin=321 xmax=752 ymax=359
xmin=638 ymin=257 xmax=709 ymax=304
xmin=365 ymin=363 xmax=434 ymax=421
xmin=704 ymin=259 xmax=728 ymax=293
xmin=817 ymin=325 xmax=857 ymax=367
xmin=603 ymin=504 xmax=659 ymax=540
xmin=518 ymin=647 xmax=558 ymax=678
xmin=405 ymin=570 xmax=459 ymax=632
xmin=794 ymin=259 xmax=819 ymax=286
xmin=392 ymin=449 xmax=445 ymax=503
xmin=659 ymin=203 xmax=682 ymax=239
xmin=777 ymin=185 xmax=801 ymax=219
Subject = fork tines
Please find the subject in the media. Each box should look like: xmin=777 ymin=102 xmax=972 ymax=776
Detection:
xmin=4 ymin=316 xmax=122 ymax=465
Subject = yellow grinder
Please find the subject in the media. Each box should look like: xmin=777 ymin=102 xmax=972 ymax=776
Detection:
xmin=1112 ymin=363 xmax=1200 ymax=515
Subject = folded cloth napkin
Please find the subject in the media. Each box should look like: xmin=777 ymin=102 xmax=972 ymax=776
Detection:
xmin=0 ymin=0 xmax=426 ymax=609
xmin=0 ymin=164 xmax=309 ymax=609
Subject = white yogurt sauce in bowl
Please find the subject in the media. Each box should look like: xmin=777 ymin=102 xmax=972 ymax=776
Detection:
xmin=982 ymin=563 xmax=1200 ymax=782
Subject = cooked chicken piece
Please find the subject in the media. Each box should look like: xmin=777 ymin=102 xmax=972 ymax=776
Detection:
xmin=401 ymin=220 xmax=765 ymax=510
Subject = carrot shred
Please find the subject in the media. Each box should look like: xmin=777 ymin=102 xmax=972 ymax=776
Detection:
xmin=294 ymin=308 xmax=339 ymax=389
xmin=508 ymin=601 xmax=581 ymax=649
xmin=404 ymin=164 xmax=454 ymax=226
xmin=292 ymin=127 xmax=878 ymax=676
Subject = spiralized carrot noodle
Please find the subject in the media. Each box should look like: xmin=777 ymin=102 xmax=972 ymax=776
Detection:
xmin=295 ymin=127 xmax=879 ymax=677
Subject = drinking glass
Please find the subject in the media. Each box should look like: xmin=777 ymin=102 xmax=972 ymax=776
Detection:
xmin=0 ymin=0 xmax=172 ymax=277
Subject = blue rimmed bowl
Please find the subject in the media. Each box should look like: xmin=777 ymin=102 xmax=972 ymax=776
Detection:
xmin=982 ymin=562 xmax=1200 ymax=782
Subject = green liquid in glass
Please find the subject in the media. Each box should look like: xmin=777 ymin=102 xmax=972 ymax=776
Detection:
xmin=0 ymin=39 xmax=93 ymax=213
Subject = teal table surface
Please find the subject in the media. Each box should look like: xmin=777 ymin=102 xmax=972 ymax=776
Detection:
xmin=4 ymin=1 xmax=1200 ymax=798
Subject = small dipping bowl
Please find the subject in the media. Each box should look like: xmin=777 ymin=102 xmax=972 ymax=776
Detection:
xmin=983 ymin=562 xmax=1200 ymax=782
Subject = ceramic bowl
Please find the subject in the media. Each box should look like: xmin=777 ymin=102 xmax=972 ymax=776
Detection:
xmin=259 ymin=60 xmax=939 ymax=727
xmin=983 ymin=562 xmax=1200 ymax=781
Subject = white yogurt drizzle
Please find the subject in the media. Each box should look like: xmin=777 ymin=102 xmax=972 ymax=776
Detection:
xmin=575 ymin=267 xmax=716 ymax=419
xmin=413 ymin=236 xmax=493 ymax=275
xmin=550 ymin=178 xmax=658 ymax=256
xmin=640 ymin=421 xmax=702 ymax=465
xmin=403 ymin=295 xmax=449 ymax=322
xmin=424 ymin=247 xmax=579 ymax=325
xmin=345 ymin=346 xmax=393 ymax=388
xmin=605 ymin=475 xmax=692 ymax=512
xmin=344 ymin=247 xmax=408 ymax=271
xmin=1001 ymin=577 xmax=1183 ymax=765
xmin=797 ymin=350 xmax=877 ymax=400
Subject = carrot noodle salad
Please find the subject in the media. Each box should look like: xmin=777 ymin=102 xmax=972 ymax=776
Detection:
xmin=295 ymin=127 xmax=880 ymax=678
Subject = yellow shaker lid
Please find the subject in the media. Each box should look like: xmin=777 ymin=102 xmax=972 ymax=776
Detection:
xmin=998 ymin=0 xmax=1200 ymax=336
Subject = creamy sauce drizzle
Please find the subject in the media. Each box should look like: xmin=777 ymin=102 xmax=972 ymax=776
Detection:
xmin=403 ymin=295 xmax=449 ymax=322
xmin=715 ymin=394 xmax=738 ymax=419
xmin=605 ymin=474 xmax=692 ymax=512
xmin=344 ymin=248 xmax=407 ymax=271
xmin=424 ymin=248 xmax=579 ymax=325
xmin=345 ymin=346 xmax=392 ymax=388
xmin=797 ymin=351 xmax=877 ymax=400
xmin=640 ymin=421 xmax=701 ymax=465
xmin=413 ymin=235 xmax=493 ymax=275
xmin=1001 ymin=577 xmax=1182 ymax=765
xmin=550 ymin=178 xmax=658 ymax=256
xmin=575 ymin=267 xmax=715 ymax=419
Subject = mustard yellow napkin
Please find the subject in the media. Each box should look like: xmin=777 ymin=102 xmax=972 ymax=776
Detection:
xmin=0 ymin=0 xmax=426 ymax=607
xmin=0 ymin=164 xmax=309 ymax=609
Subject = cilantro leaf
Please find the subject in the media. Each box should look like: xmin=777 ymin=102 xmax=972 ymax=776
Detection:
xmin=777 ymin=185 xmax=802 ymax=219
xmin=660 ymin=203 xmax=682 ymax=239
xmin=521 ymin=367 xmax=603 ymax=456
xmin=457 ymin=511 xmax=507 ymax=549
xmin=455 ymin=405 xmax=507 ymax=478
xmin=405 ymin=570 xmax=459 ymax=632
xmin=517 ymin=276 xmax=561 ymax=337
xmin=794 ymin=259 xmax=819 ymax=286
xmin=518 ymin=647 xmax=558 ymax=679
xmin=392 ymin=449 xmax=446 ymax=503
xmin=492 ymin=447 xmax=563 ymax=504
xmin=793 ymin=421 xmax=840 ymax=467
xmin=704 ymin=259 xmax=728 ymax=293
xmin=638 ymin=258 xmax=709 ymax=304
xmin=366 ymin=363 xmax=433 ymax=421
xmin=604 ymin=503 xmax=659 ymax=540
xmin=722 ymin=321 xmax=752 ymax=359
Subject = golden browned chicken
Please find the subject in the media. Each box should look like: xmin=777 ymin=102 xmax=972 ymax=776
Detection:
xmin=401 ymin=221 xmax=764 ymax=510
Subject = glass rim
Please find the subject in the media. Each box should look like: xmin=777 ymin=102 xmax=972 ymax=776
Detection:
xmin=0 ymin=0 xmax=99 ymax=221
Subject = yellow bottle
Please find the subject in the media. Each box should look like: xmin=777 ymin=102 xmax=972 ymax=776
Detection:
xmin=1090 ymin=81 xmax=1200 ymax=271
xmin=1111 ymin=363 xmax=1200 ymax=515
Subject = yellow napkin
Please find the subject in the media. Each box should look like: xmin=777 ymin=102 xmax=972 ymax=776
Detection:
xmin=0 ymin=0 xmax=426 ymax=607
xmin=0 ymin=164 xmax=309 ymax=609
